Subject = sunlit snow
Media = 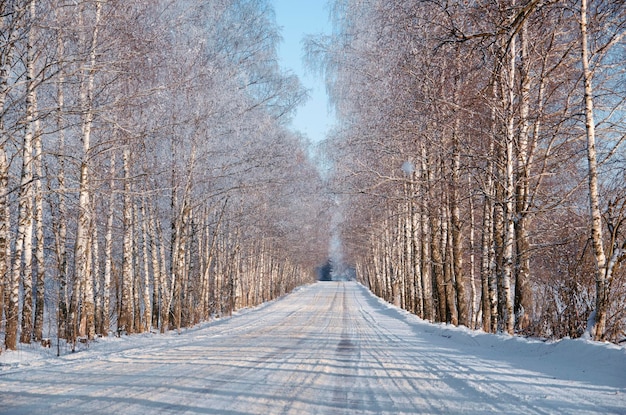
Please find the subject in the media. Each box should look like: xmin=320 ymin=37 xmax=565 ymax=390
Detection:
xmin=1 ymin=282 xmax=624 ymax=414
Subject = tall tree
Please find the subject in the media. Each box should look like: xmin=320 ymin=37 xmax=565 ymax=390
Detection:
xmin=579 ymin=0 xmax=626 ymax=340
xmin=0 ymin=0 xmax=23 ymax=349
xmin=17 ymin=0 xmax=38 ymax=345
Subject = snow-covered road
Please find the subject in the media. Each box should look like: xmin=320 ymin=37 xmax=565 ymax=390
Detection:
xmin=1 ymin=281 xmax=625 ymax=414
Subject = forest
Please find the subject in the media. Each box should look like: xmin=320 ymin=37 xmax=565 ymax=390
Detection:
xmin=308 ymin=0 xmax=626 ymax=342
xmin=1 ymin=0 xmax=625 ymax=355
xmin=0 ymin=0 xmax=332 ymax=352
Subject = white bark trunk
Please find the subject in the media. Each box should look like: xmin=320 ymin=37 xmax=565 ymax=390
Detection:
xmin=102 ymin=154 xmax=115 ymax=335
xmin=18 ymin=0 xmax=38 ymax=344
xmin=147 ymin=202 xmax=161 ymax=328
xmin=120 ymin=146 xmax=134 ymax=333
xmin=514 ymin=20 xmax=533 ymax=332
xmin=92 ymin=213 xmax=101 ymax=336
xmin=33 ymin=107 xmax=45 ymax=342
xmin=53 ymin=9 xmax=69 ymax=342
xmin=141 ymin=199 xmax=152 ymax=332
xmin=0 ymin=149 xmax=9 ymax=341
xmin=73 ymin=0 xmax=102 ymax=342
xmin=500 ymin=31 xmax=517 ymax=335
xmin=158 ymin=217 xmax=169 ymax=333
xmin=1 ymin=1 xmax=19 ymax=350
xmin=580 ymin=0 xmax=608 ymax=341
xmin=420 ymin=144 xmax=433 ymax=321
xmin=468 ymin=176 xmax=477 ymax=330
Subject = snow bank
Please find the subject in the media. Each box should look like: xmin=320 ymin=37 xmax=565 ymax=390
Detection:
xmin=358 ymin=283 xmax=626 ymax=389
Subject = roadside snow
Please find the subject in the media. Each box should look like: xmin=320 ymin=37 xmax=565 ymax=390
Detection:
xmin=1 ymin=282 xmax=624 ymax=414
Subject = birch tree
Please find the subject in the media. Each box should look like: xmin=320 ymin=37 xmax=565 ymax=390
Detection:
xmin=50 ymin=3 xmax=69 ymax=343
xmin=0 ymin=0 xmax=23 ymax=350
xmin=578 ymin=0 xmax=626 ymax=341
xmin=16 ymin=0 xmax=37 ymax=345
xmin=67 ymin=0 xmax=102 ymax=346
xmin=3 ymin=1 xmax=28 ymax=350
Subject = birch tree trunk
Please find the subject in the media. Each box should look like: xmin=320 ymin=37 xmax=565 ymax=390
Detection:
xmin=486 ymin=80 xmax=499 ymax=334
xmin=0 ymin=4 xmax=5 ymax=333
xmin=33 ymin=0 xmax=46 ymax=340
xmin=120 ymin=146 xmax=134 ymax=334
xmin=102 ymin=154 xmax=115 ymax=335
xmin=18 ymin=0 xmax=39 ymax=345
xmin=33 ymin=114 xmax=45 ymax=342
xmin=141 ymin=199 xmax=152 ymax=332
xmin=132 ymin=205 xmax=142 ymax=332
xmin=420 ymin=145 xmax=433 ymax=321
xmin=0 ymin=1 xmax=19 ymax=350
xmin=481 ymin=189 xmax=494 ymax=332
xmin=0 ymin=148 xmax=9 ymax=338
xmin=403 ymin=181 xmax=415 ymax=312
xmin=53 ymin=10 xmax=69 ymax=342
xmin=500 ymin=32 xmax=517 ymax=335
xmin=172 ymin=206 xmax=188 ymax=331
xmin=514 ymin=21 xmax=533 ymax=332
xmin=80 ymin=218 xmax=94 ymax=339
xmin=432 ymin=207 xmax=447 ymax=322
xmin=92 ymin=211 xmax=101 ymax=336
xmin=410 ymin=177 xmax=423 ymax=318
xmin=442 ymin=203 xmax=458 ymax=325
xmin=451 ymin=126 xmax=467 ymax=327
xmin=72 ymin=0 xmax=102 ymax=342
xmin=468 ymin=178 xmax=477 ymax=329
xmin=158 ymin=217 xmax=169 ymax=333
xmin=580 ymin=0 xmax=608 ymax=341
xmin=147 ymin=201 xmax=161 ymax=328
xmin=200 ymin=209 xmax=211 ymax=319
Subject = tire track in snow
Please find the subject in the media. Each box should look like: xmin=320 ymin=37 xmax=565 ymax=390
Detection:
xmin=1 ymin=281 xmax=624 ymax=414
xmin=329 ymin=283 xmax=363 ymax=412
xmin=350 ymin=285 xmax=534 ymax=414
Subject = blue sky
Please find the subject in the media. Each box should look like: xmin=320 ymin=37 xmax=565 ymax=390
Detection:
xmin=272 ymin=0 xmax=334 ymax=144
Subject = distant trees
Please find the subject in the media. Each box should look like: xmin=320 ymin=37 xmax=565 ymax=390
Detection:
xmin=310 ymin=0 xmax=626 ymax=342
xmin=1 ymin=0 xmax=330 ymax=352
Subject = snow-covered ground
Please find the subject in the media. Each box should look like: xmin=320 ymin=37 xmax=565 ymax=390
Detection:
xmin=1 ymin=281 xmax=624 ymax=414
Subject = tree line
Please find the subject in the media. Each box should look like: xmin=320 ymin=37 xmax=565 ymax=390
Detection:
xmin=0 ymin=0 xmax=331 ymax=352
xmin=309 ymin=0 xmax=626 ymax=342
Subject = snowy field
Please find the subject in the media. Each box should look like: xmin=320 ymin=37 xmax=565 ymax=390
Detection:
xmin=1 ymin=281 xmax=624 ymax=414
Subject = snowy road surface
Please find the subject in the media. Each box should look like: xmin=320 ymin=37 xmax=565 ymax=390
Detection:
xmin=1 ymin=281 xmax=625 ymax=414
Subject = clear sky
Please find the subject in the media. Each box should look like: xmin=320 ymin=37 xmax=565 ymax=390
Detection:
xmin=272 ymin=0 xmax=334 ymax=145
